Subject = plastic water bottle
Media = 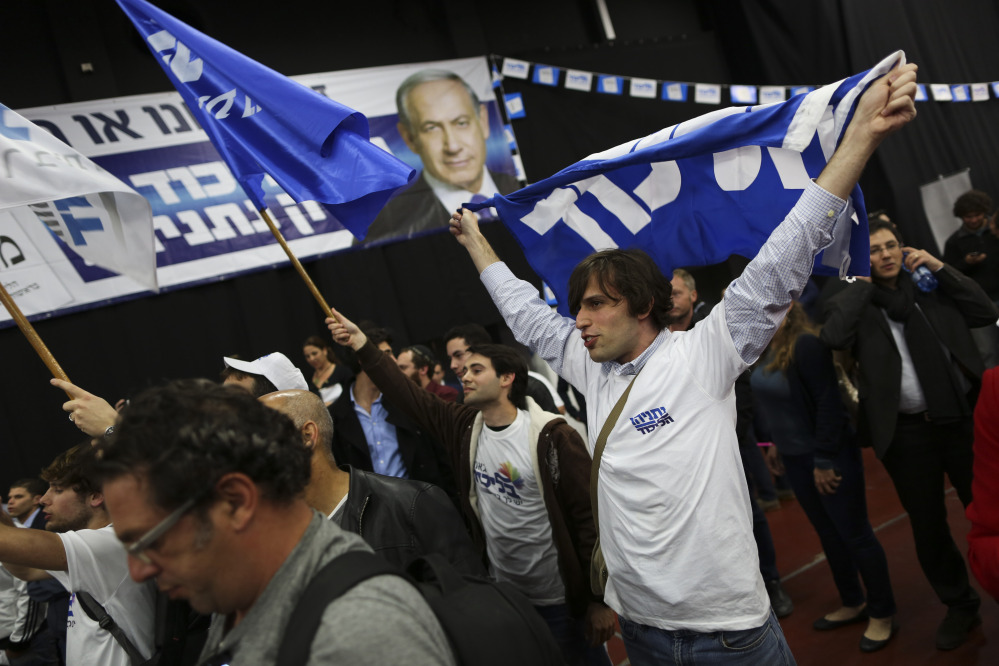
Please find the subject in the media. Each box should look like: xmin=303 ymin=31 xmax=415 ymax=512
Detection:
xmin=911 ymin=265 xmax=939 ymax=292
xmin=902 ymin=255 xmax=938 ymax=293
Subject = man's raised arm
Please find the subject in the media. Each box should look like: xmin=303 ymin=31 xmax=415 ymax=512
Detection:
xmin=449 ymin=210 xmax=502 ymax=274
xmin=0 ymin=509 xmax=67 ymax=576
xmin=724 ymin=61 xmax=919 ymax=365
xmin=50 ymin=378 xmax=119 ymax=439
xmin=326 ymin=307 xmax=471 ymax=451
xmin=816 ymin=63 xmax=918 ymax=199
xmin=449 ymin=210 xmax=577 ymax=376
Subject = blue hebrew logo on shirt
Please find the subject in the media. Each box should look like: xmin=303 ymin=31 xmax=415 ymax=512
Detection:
xmin=630 ymin=406 xmax=674 ymax=435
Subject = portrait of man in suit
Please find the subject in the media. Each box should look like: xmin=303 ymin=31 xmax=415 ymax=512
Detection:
xmin=359 ymin=69 xmax=519 ymax=245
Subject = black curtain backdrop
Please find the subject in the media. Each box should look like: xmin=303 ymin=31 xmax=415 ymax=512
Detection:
xmin=2 ymin=0 xmax=996 ymax=485
xmin=0 ymin=223 xmax=540 ymax=484
xmin=707 ymin=0 xmax=999 ymax=254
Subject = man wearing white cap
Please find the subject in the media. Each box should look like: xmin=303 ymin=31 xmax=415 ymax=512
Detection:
xmin=221 ymin=352 xmax=309 ymax=397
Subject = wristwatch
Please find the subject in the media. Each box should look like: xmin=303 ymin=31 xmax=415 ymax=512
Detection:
xmin=104 ymin=425 xmax=116 ymax=439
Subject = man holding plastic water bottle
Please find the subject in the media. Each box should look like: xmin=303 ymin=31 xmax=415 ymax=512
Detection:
xmin=822 ymin=216 xmax=999 ymax=651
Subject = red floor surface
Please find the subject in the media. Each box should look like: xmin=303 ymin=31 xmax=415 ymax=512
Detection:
xmin=601 ymin=447 xmax=995 ymax=665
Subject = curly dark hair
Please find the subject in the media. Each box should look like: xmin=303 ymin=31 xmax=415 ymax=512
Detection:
xmin=94 ymin=379 xmax=310 ymax=514
xmin=953 ymin=190 xmax=992 ymax=219
xmin=568 ymin=249 xmax=673 ymax=331
xmin=40 ymin=443 xmax=99 ymax=497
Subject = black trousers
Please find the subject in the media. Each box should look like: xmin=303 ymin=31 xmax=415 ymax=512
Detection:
xmin=881 ymin=414 xmax=980 ymax=611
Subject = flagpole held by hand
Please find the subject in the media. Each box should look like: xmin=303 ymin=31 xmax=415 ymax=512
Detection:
xmin=259 ymin=208 xmax=337 ymax=323
xmin=0 ymin=281 xmax=72 ymax=390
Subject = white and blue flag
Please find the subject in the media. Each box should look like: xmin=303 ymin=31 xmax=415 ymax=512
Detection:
xmin=468 ymin=52 xmax=905 ymax=315
xmin=0 ymin=103 xmax=157 ymax=291
xmin=117 ymin=0 xmax=415 ymax=240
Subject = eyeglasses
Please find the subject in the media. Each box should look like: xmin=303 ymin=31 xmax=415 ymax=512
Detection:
xmin=125 ymin=496 xmax=200 ymax=565
xmin=869 ymin=240 xmax=900 ymax=256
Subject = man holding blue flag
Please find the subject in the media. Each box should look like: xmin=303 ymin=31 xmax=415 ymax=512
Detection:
xmin=450 ymin=60 xmax=918 ymax=664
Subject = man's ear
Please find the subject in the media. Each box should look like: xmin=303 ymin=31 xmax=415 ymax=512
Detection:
xmin=636 ymin=298 xmax=653 ymax=321
xmin=88 ymin=492 xmax=104 ymax=510
xmin=215 ymin=473 xmax=258 ymax=531
xmin=499 ymin=372 xmax=515 ymax=390
xmin=301 ymin=421 xmax=319 ymax=452
xmin=691 ymin=289 xmax=698 ymax=303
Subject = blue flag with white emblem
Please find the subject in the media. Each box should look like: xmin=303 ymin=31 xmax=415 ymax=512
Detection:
xmin=469 ymin=53 xmax=905 ymax=315
xmin=116 ymin=0 xmax=415 ymax=240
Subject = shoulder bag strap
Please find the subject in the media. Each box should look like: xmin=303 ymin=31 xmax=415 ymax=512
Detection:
xmin=590 ymin=372 xmax=640 ymax=531
xmin=278 ymin=550 xmax=400 ymax=666
xmin=75 ymin=590 xmax=147 ymax=666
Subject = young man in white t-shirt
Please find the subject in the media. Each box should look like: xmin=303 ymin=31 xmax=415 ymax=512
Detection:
xmin=447 ymin=62 xmax=919 ymax=664
xmin=328 ymin=312 xmax=616 ymax=666
xmin=0 ymin=444 xmax=155 ymax=666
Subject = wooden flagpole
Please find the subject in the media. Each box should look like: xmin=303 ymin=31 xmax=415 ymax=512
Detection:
xmin=0 ymin=281 xmax=71 ymax=383
xmin=259 ymin=208 xmax=337 ymax=322
xmin=2 ymin=207 xmax=333 ymax=393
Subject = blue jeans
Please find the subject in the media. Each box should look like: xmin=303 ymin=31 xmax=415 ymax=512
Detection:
xmin=782 ymin=446 xmax=896 ymax=618
xmin=618 ymin=609 xmax=795 ymax=665
xmin=534 ymin=603 xmax=611 ymax=666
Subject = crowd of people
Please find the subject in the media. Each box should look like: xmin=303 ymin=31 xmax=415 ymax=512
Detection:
xmin=0 ymin=59 xmax=995 ymax=666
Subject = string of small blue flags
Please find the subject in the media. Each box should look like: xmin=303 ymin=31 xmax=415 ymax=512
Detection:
xmin=492 ymin=55 xmax=999 ymax=120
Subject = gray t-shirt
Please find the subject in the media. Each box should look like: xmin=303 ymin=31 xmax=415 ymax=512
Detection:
xmin=198 ymin=511 xmax=455 ymax=666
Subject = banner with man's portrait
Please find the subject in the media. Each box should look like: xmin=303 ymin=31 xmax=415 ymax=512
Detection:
xmin=1 ymin=56 xmax=519 ymax=327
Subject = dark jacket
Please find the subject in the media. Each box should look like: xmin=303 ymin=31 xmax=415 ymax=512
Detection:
xmin=337 ymin=466 xmax=484 ymax=577
xmin=356 ymin=339 xmax=599 ymax=617
xmin=329 ymin=385 xmax=457 ymax=502
xmin=24 ymin=509 xmax=46 ymax=531
xmin=943 ymin=228 xmax=999 ymax=300
xmin=754 ymin=334 xmax=853 ymax=467
xmin=359 ymin=169 xmax=520 ymax=245
xmin=821 ymin=265 xmax=998 ymax=457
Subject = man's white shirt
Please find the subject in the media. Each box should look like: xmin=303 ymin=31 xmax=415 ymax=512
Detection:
xmin=49 ymin=525 xmax=156 ymax=666
xmin=479 ymin=181 xmax=849 ymax=631
xmin=475 ymin=409 xmax=564 ymax=605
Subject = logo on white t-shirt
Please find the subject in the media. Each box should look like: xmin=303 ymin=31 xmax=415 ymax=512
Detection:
xmin=67 ymin=593 xmax=76 ymax=628
xmin=629 ymin=406 xmax=674 ymax=435
xmin=474 ymin=460 xmax=525 ymax=504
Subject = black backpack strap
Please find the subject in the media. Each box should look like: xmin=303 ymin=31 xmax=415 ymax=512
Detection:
xmin=278 ymin=549 xmax=400 ymax=666
xmin=75 ymin=590 xmax=147 ymax=666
